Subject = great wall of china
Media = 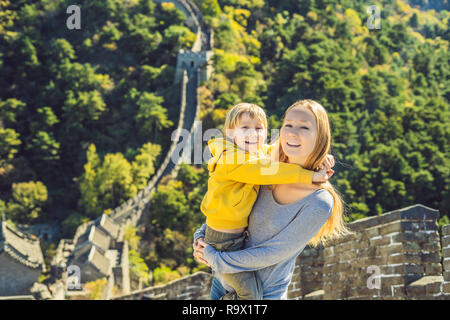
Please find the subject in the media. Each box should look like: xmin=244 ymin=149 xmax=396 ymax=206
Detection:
xmin=114 ymin=205 xmax=450 ymax=300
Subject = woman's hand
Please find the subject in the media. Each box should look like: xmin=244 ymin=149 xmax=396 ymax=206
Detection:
xmin=193 ymin=237 xmax=211 ymax=267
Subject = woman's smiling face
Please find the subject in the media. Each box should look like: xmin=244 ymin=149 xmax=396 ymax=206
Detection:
xmin=280 ymin=106 xmax=317 ymax=166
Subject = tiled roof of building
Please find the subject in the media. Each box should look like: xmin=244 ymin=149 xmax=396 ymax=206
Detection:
xmin=75 ymin=225 xmax=111 ymax=253
xmin=95 ymin=214 xmax=120 ymax=240
xmin=88 ymin=246 xmax=111 ymax=276
xmin=0 ymin=221 xmax=45 ymax=269
xmin=73 ymin=241 xmax=96 ymax=257
xmin=71 ymin=243 xmax=111 ymax=276
xmin=72 ymin=242 xmax=101 ymax=261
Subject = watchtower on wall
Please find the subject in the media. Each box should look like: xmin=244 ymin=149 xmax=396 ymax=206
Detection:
xmin=154 ymin=0 xmax=214 ymax=85
xmin=174 ymin=49 xmax=213 ymax=84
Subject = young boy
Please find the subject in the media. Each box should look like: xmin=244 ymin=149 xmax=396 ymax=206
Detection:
xmin=199 ymin=103 xmax=330 ymax=300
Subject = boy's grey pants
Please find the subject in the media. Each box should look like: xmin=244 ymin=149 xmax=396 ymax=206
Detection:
xmin=204 ymin=225 xmax=263 ymax=300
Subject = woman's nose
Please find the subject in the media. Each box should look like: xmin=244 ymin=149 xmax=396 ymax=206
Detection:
xmin=286 ymin=128 xmax=299 ymax=138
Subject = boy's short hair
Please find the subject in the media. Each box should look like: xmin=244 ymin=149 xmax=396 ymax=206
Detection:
xmin=224 ymin=103 xmax=268 ymax=132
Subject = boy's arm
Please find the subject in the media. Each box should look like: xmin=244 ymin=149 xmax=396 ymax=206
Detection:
xmin=262 ymin=143 xmax=276 ymax=157
xmin=215 ymin=150 xmax=314 ymax=185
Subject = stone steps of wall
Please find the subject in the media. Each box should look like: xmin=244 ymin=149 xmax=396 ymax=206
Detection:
xmin=142 ymin=292 xmax=167 ymax=300
xmin=302 ymin=289 xmax=324 ymax=300
xmin=406 ymin=275 xmax=450 ymax=299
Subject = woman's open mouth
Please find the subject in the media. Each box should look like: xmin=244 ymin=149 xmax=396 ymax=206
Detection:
xmin=286 ymin=142 xmax=301 ymax=148
xmin=245 ymin=141 xmax=258 ymax=145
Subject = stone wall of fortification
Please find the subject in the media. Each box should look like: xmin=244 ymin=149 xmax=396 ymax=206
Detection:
xmin=113 ymin=205 xmax=450 ymax=300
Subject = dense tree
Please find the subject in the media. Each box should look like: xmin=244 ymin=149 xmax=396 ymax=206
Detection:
xmin=5 ymin=181 xmax=48 ymax=224
xmin=76 ymin=142 xmax=161 ymax=218
xmin=135 ymin=92 xmax=173 ymax=139
xmin=138 ymin=164 xmax=208 ymax=274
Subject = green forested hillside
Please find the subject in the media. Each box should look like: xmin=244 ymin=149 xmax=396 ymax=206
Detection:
xmin=0 ymin=0 xmax=449 ymax=284
xmin=0 ymin=0 xmax=195 ymax=233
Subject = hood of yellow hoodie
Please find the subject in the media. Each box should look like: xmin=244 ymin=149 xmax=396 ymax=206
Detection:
xmin=207 ymin=137 xmax=236 ymax=172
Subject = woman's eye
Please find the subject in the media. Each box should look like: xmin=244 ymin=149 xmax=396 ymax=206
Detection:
xmin=284 ymin=124 xmax=292 ymax=128
xmin=242 ymin=126 xmax=248 ymax=129
xmin=301 ymin=126 xmax=309 ymax=130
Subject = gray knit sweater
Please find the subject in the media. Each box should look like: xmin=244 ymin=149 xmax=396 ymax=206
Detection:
xmin=194 ymin=186 xmax=333 ymax=299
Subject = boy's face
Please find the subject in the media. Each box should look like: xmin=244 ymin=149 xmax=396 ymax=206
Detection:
xmin=227 ymin=112 xmax=267 ymax=153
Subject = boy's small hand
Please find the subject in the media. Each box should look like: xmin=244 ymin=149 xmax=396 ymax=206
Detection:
xmin=327 ymin=168 xmax=335 ymax=179
xmin=323 ymin=154 xmax=335 ymax=171
xmin=312 ymin=166 xmax=329 ymax=183
xmin=314 ymin=154 xmax=335 ymax=182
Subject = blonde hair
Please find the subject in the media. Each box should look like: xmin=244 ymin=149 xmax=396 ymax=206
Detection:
xmin=273 ymin=99 xmax=353 ymax=247
xmin=224 ymin=103 xmax=268 ymax=137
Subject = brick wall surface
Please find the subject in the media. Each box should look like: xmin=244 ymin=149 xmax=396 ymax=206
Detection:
xmin=0 ymin=254 xmax=41 ymax=296
xmin=113 ymin=272 xmax=212 ymax=300
xmin=112 ymin=205 xmax=450 ymax=300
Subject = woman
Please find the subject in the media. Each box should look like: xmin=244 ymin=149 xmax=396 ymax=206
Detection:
xmin=193 ymin=99 xmax=352 ymax=300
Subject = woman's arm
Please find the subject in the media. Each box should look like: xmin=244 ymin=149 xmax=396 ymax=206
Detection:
xmin=202 ymin=197 xmax=333 ymax=274
xmin=193 ymin=223 xmax=206 ymax=243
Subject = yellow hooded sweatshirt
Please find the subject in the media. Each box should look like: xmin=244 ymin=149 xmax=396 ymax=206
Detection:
xmin=200 ymin=137 xmax=314 ymax=230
